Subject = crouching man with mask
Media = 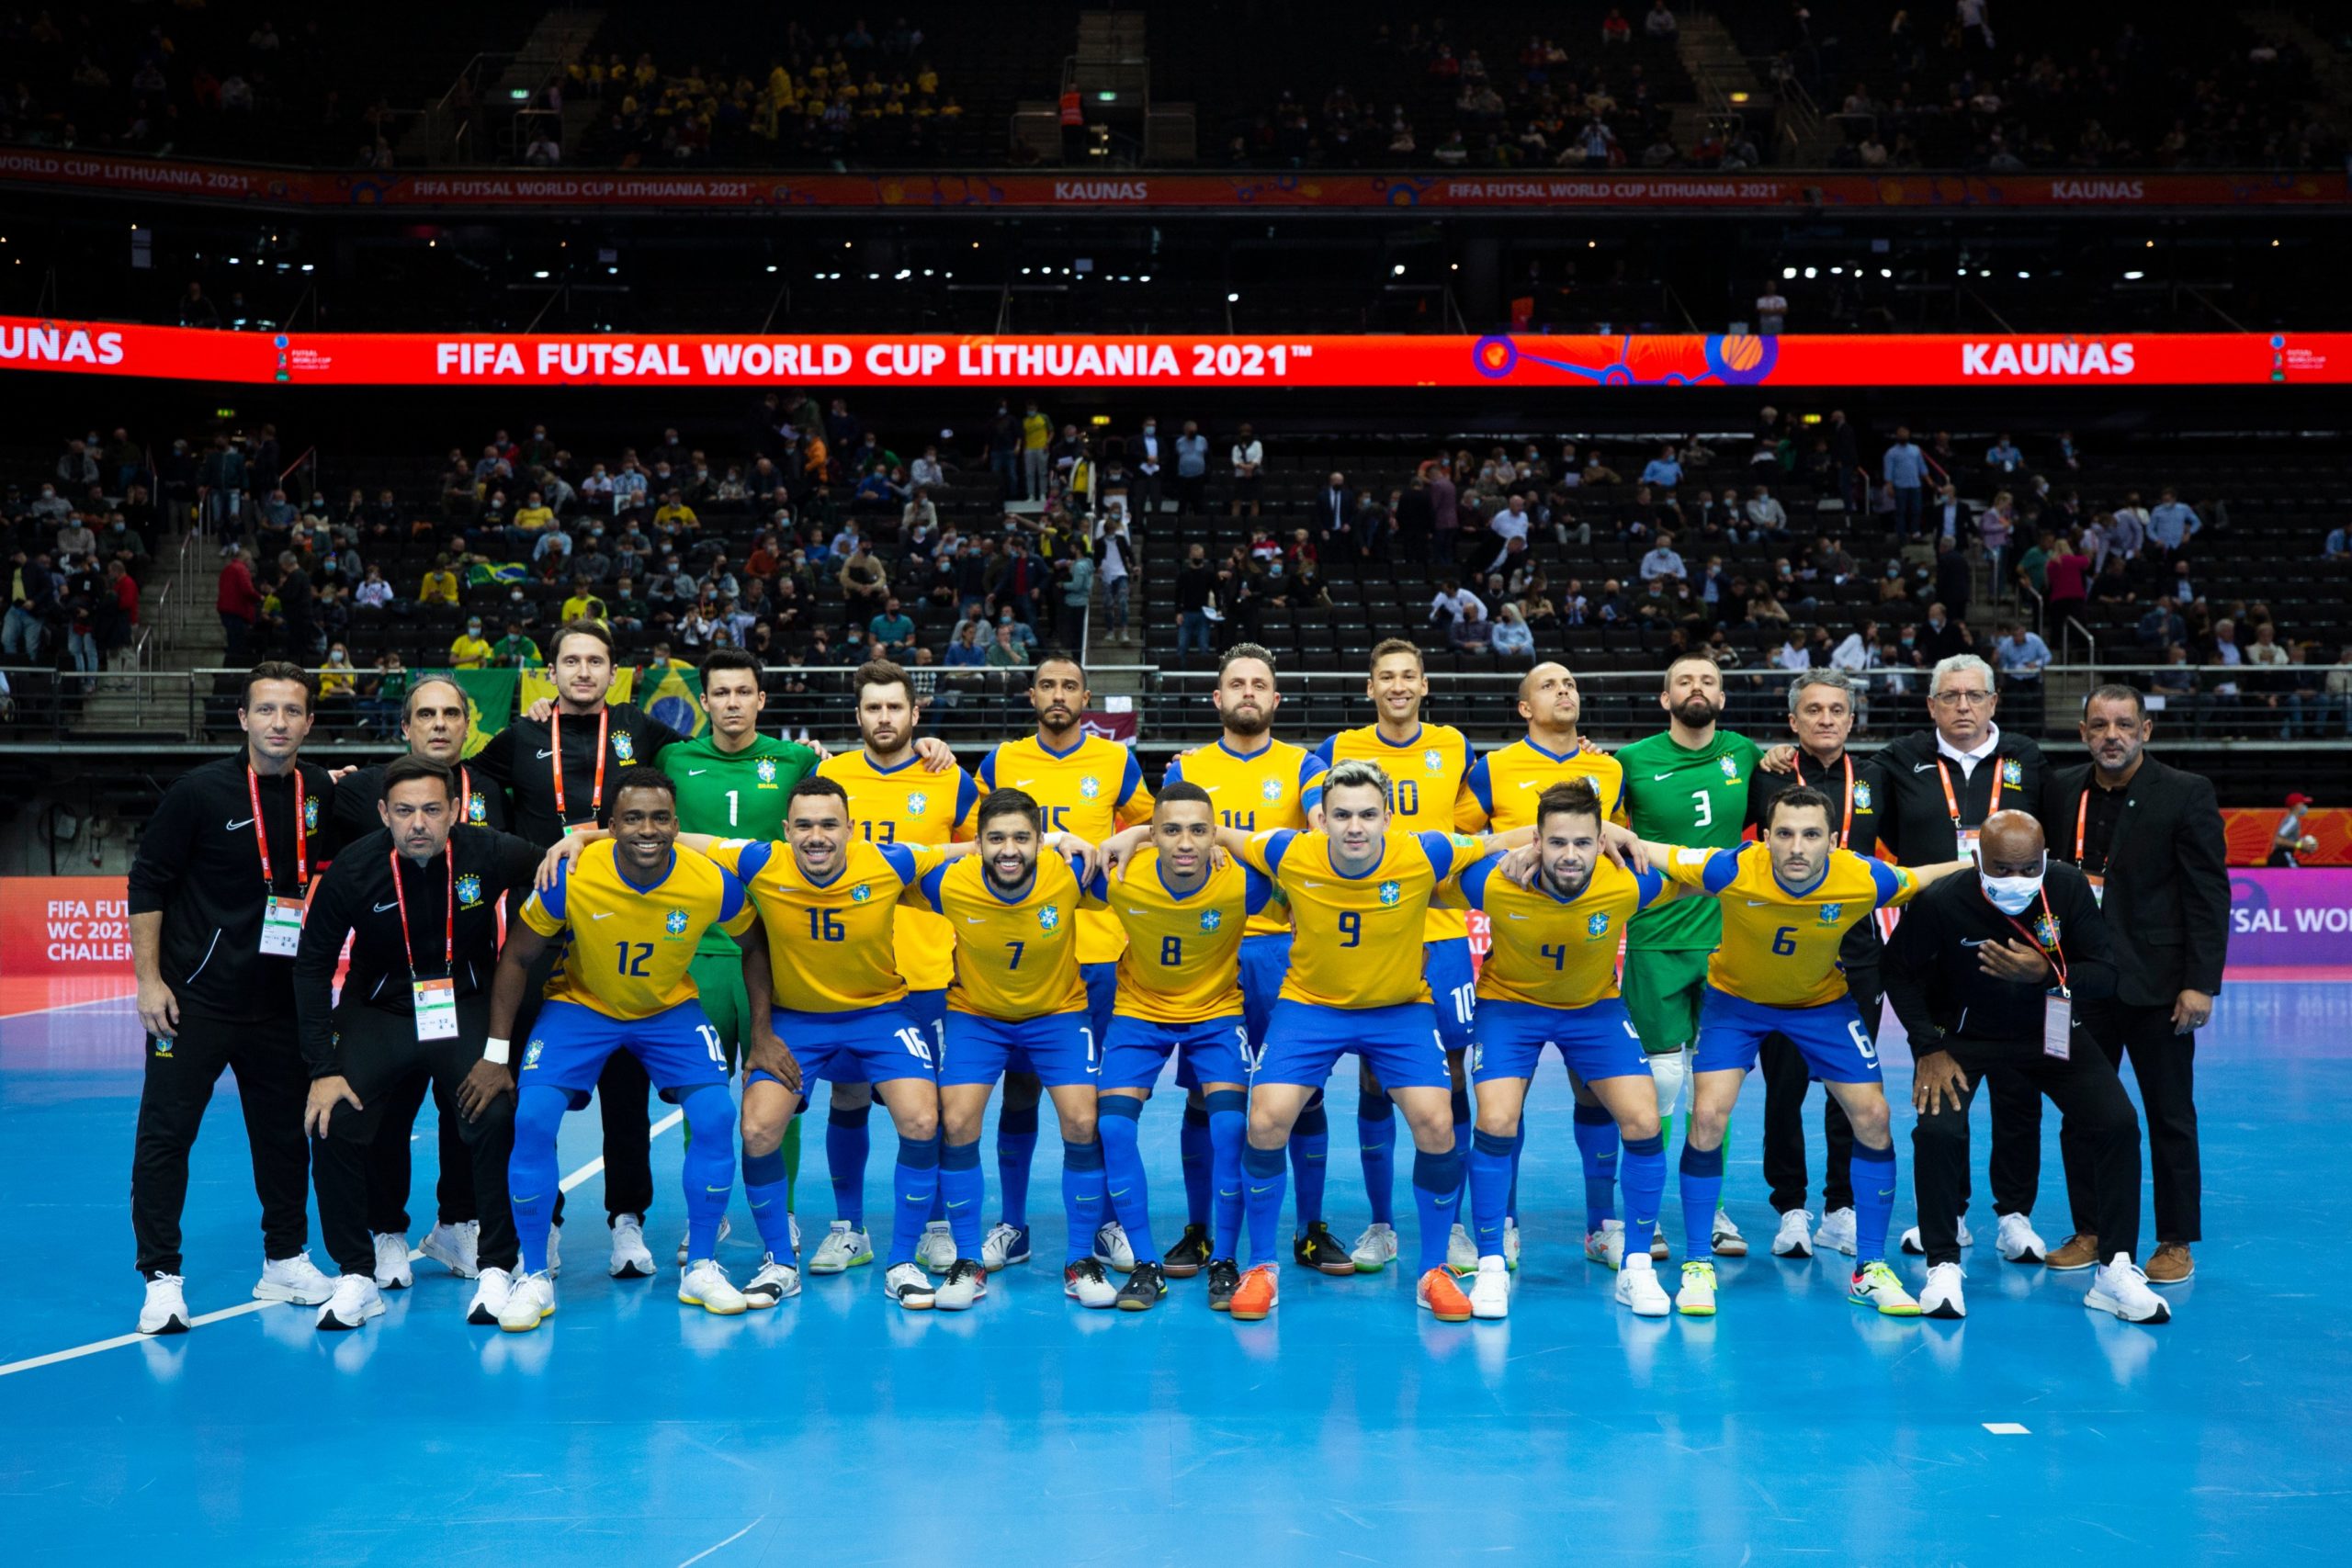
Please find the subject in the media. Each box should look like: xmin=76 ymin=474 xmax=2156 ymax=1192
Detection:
xmin=1881 ymin=809 xmax=2171 ymax=1325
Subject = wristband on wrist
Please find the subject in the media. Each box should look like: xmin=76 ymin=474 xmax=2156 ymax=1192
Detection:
xmin=483 ymin=1036 xmax=512 ymax=1066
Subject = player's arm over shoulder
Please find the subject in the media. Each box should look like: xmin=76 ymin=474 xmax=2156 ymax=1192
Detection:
xmin=1656 ymin=842 xmax=1740 ymax=893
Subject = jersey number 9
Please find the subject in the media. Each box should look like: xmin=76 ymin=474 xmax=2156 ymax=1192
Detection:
xmin=1338 ymin=910 xmax=1363 ymax=948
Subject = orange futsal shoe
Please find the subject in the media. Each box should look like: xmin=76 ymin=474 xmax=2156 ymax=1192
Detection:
xmin=1417 ymin=1267 xmax=1473 ymax=1323
xmin=1229 ymin=1264 xmax=1280 ymax=1322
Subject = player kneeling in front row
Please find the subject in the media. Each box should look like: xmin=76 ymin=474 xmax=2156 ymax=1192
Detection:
xmin=489 ymin=769 xmax=761 ymax=1331
xmin=1629 ymin=788 xmax=1969 ymax=1318
xmin=1450 ymin=781 xmax=1679 ymax=1319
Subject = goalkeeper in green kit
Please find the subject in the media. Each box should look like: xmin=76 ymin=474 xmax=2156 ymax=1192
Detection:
xmin=1601 ymin=653 xmax=1764 ymax=1266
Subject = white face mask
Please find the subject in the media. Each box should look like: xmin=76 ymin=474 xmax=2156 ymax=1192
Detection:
xmin=1980 ymin=855 xmax=2046 ymax=916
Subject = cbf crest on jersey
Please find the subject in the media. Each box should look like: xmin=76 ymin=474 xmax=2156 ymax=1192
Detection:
xmin=612 ymin=732 xmax=636 ymax=762
xmin=1200 ymin=909 xmax=1223 ymax=932
xmin=302 ymin=796 xmax=321 ymax=832
xmin=1422 ymin=749 xmax=1443 ymax=773
xmin=906 ymin=791 xmax=930 ymax=818
xmin=1819 ymin=902 xmax=1844 ymax=924
xmin=1719 ymin=756 xmax=1741 ymax=782
xmin=755 ymin=758 xmax=779 ymax=787
xmin=1260 ymin=777 xmax=1283 ymax=802
xmin=1079 ymin=775 xmax=1102 ymax=800
xmin=2033 ymin=911 xmax=2062 ymax=948
xmin=1378 ymin=880 xmax=1402 ymax=906
xmin=662 ymin=908 xmax=689 ymax=937
xmin=1586 ymin=911 xmax=1611 ymax=939
xmin=1038 ymin=905 xmax=1061 ymax=931
xmin=1851 ymin=781 xmax=1874 ymax=812
xmin=2002 ymin=758 xmax=2024 ymax=787
xmin=851 ymin=884 xmax=874 ymax=903
xmin=457 ymin=874 xmax=484 ymax=908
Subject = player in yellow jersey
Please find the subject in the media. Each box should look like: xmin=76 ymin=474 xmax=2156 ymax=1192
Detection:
xmin=485 ymin=770 xmax=759 ymax=1331
xmin=971 ymin=656 xmax=1152 ymax=1269
xmin=907 ymin=788 xmax=1116 ymax=1309
xmin=1091 ymin=783 xmax=1276 ymax=1312
xmin=1443 ymin=780 xmax=1681 ymax=1319
xmin=1312 ymin=638 xmax=1480 ymax=1274
xmin=819 ymin=660 xmax=979 ymax=1274
xmin=1453 ymin=660 xmax=1628 ymax=1269
xmin=1160 ymin=642 xmax=1342 ymax=1279
xmin=1628 ymin=786 xmax=1968 ymax=1319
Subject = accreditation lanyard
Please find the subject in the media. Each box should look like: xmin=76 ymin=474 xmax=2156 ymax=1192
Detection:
xmin=458 ymin=763 xmax=481 ymax=827
xmin=550 ymin=706 xmax=608 ymax=831
xmin=2074 ymin=789 xmax=2109 ymax=905
xmin=1806 ymin=752 xmax=1855 ymax=848
xmin=251 ymin=765 xmax=307 ymax=956
xmin=2000 ymin=892 xmax=2072 ymax=1060
xmin=1937 ymin=755 xmax=2000 ymax=863
xmin=389 ymin=848 xmax=458 ymax=1040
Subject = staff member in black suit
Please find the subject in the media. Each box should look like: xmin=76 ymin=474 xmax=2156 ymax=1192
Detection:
xmin=297 ymin=756 xmax=543 ymax=1331
xmin=2045 ymin=683 xmax=2230 ymax=1284
xmin=469 ymin=619 xmax=690 ymax=1281
xmin=1747 ymin=671 xmax=1883 ymax=1260
xmin=1883 ymin=809 xmax=2169 ymax=1324
xmin=128 ymin=661 xmax=340 ymax=1334
xmin=330 ymin=675 xmax=509 ymax=1288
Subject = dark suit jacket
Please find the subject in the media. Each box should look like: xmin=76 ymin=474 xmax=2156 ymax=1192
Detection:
xmin=2044 ymin=754 xmax=2229 ymax=1006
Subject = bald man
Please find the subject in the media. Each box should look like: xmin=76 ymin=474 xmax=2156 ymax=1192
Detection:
xmin=1881 ymin=810 xmax=2169 ymax=1324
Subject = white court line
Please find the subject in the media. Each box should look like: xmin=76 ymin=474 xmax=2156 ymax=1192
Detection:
xmin=0 ymin=1108 xmax=685 ymax=1379
xmin=0 ymin=991 xmax=137 ymax=1021
xmin=678 ymin=1517 xmax=766 ymax=1568
xmin=1982 ymin=1422 xmax=2032 ymax=1435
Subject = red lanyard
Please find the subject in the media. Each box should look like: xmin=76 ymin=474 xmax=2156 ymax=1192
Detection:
xmin=1936 ymin=753 xmax=2000 ymax=834
xmin=1804 ymin=751 xmax=1855 ymax=848
xmin=248 ymin=764 xmax=306 ymax=894
xmin=1999 ymin=890 xmax=2069 ymax=997
xmin=550 ymin=706 xmax=608 ymax=822
xmin=2073 ymin=789 xmax=2108 ymax=875
xmin=388 ymin=848 xmax=454 ymax=978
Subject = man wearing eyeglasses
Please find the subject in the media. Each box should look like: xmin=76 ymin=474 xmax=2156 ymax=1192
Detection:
xmin=1870 ymin=653 xmax=2054 ymax=1267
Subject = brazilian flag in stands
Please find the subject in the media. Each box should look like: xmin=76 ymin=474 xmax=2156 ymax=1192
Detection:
xmin=437 ymin=665 xmax=699 ymax=755
xmin=465 ymin=561 xmax=528 ymax=586
xmin=636 ymin=661 xmax=708 ymax=739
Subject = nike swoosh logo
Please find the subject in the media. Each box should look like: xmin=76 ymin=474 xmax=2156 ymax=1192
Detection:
xmin=1652 ymin=772 xmax=1679 ymax=780
xmin=1517 ymin=779 xmax=1544 ymax=788
xmin=1012 ymin=778 xmax=1036 ymax=787
xmin=1960 ymin=937 xmax=1989 ymax=947
xmin=226 ymin=817 xmax=254 ymax=829
xmin=705 ymin=1185 xmax=730 ymax=1194
xmin=1913 ymin=762 xmax=1938 ymax=773
xmin=1125 ymin=908 xmax=1147 ymax=915
xmin=686 ymin=769 xmax=708 ymax=776
xmin=373 ymin=901 xmax=400 ymax=913
xmin=966 ymin=916 xmax=989 ymax=923
xmin=1745 ymin=899 xmax=1772 ymax=907
xmin=1301 ymin=880 xmax=1323 ymax=889
xmin=1506 ymin=913 xmax=1528 ymax=920
xmin=591 ymin=911 xmax=614 ymax=920
xmin=537 ymin=749 xmax=558 ymax=760
xmin=945 ymin=1199 xmax=971 ymax=1210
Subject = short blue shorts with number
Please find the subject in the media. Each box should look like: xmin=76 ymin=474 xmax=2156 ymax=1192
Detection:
xmin=518 ymin=997 xmax=729 ymax=1107
xmin=942 ymin=1009 xmax=1098 ymax=1089
xmin=1469 ymin=998 xmax=1654 ymax=1087
xmin=904 ymin=987 xmax=948 ymax=1048
xmin=1255 ymin=998 xmax=1452 ymax=1091
xmin=1008 ymin=966 xmax=1117 ymax=1078
xmin=1101 ymin=1013 xmax=1250 ymax=1092
xmin=1693 ymin=986 xmax=1881 ymax=1082
xmin=1238 ymin=932 xmax=1291 ymax=1049
xmin=1425 ymin=936 xmax=1477 ymax=1055
xmin=748 ymin=1001 xmax=936 ymax=1091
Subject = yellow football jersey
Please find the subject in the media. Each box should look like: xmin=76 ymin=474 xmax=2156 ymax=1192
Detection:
xmin=1658 ymin=843 xmax=1919 ymax=1008
xmin=977 ymin=734 xmax=1153 ymax=964
xmin=520 ymin=840 xmax=756 ymax=1021
xmin=705 ymin=837 xmax=944 ymax=1013
xmin=1095 ymin=849 xmax=1274 ymax=1022
xmin=1162 ymin=739 xmax=1325 ymax=937
xmin=1313 ymin=723 xmax=1477 ymax=942
xmin=1442 ymin=853 xmax=1675 ymax=1008
xmin=910 ymin=850 xmax=1106 ymax=1021
xmin=1456 ymin=739 xmax=1629 ymax=833
xmin=819 ymin=750 xmax=979 ymax=992
xmin=1237 ymin=828 xmax=1479 ymax=1010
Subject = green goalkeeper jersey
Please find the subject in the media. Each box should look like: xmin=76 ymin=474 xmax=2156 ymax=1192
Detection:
xmin=1612 ymin=726 xmax=1762 ymax=952
xmin=661 ymin=730 xmax=820 ymax=954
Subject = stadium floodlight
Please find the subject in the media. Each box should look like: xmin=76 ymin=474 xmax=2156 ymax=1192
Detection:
xmin=1227 ymin=291 xmax=1240 ymax=302
xmin=1803 ymin=266 xmax=1817 ymax=278
xmin=2123 ymin=270 xmax=2146 ymax=280
xmin=1781 ymin=266 xmax=1797 ymax=279
xmin=1879 ymin=268 xmax=1892 ymax=278
xmin=765 ymin=265 xmax=778 ymax=273
xmin=1392 ymin=265 xmax=1407 ymax=276
xmin=2017 ymin=270 xmax=2031 ymax=279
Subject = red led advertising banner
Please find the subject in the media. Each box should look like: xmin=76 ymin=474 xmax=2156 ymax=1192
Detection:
xmin=5 ymin=317 xmax=2346 ymax=389
xmin=0 ymin=150 xmax=2343 ymax=213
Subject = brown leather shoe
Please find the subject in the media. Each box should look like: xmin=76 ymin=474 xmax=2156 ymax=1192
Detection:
xmin=2044 ymin=1233 xmax=2100 ymax=1271
xmin=2145 ymin=1242 xmax=2195 ymax=1283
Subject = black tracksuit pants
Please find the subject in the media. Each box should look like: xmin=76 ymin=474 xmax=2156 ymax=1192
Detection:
xmin=2068 ymin=998 xmax=2200 ymax=1245
xmin=131 ymin=1013 xmax=312 ymax=1278
xmin=1912 ymin=1032 xmax=2143 ymax=1268
xmin=365 ymin=1071 xmax=477 ymax=1233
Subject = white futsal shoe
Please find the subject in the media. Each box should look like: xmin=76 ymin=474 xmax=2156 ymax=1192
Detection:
xmin=1614 ymin=1255 xmax=1672 ymax=1317
xmin=316 ymin=1274 xmax=386 ymax=1331
xmin=254 ymin=1251 xmax=336 ymax=1305
xmin=678 ymin=1258 xmax=749 ymax=1315
xmin=498 ymin=1270 xmax=556 ymax=1332
xmin=917 ymin=1221 xmax=957 ymax=1273
xmin=609 ymin=1214 xmax=657 ymax=1279
xmin=1350 ymin=1223 xmax=1398 ymax=1272
xmin=1996 ymin=1212 xmax=2048 ymax=1264
xmin=1814 ymin=1207 xmax=1858 ymax=1256
xmin=138 ymin=1273 xmax=190 ymax=1335
xmin=419 ymin=1220 xmax=480 ymax=1279
xmin=1467 ymin=1258 xmax=1510 ymax=1320
xmin=371 ymin=1233 xmax=413 ymax=1290
xmin=1921 ymin=1261 xmax=1967 ymax=1319
xmin=1772 ymin=1209 xmax=1815 ymax=1258
xmin=2086 ymin=1256 xmax=2173 ymax=1324
xmin=466 ymin=1267 xmax=514 ymax=1325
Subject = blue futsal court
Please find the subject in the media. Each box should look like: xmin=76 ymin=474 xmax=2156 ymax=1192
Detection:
xmin=4 ymin=983 xmax=2346 ymax=1565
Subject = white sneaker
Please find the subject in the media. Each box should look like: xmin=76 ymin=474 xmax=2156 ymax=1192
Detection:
xmin=609 ymin=1215 xmax=656 ymax=1280
xmin=1900 ymin=1216 xmax=1973 ymax=1256
xmin=2086 ymin=1254 xmax=2173 ymax=1324
xmin=1676 ymin=1259 xmax=1717 ymax=1316
xmin=371 ymin=1233 xmax=413 ymax=1290
xmin=679 ymin=1258 xmax=749 ymax=1315
xmin=254 ymin=1251 xmax=336 ymax=1306
xmin=466 ymin=1267 xmax=514 ymax=1325
xmin=1503 ymin=1221 xmax=1521 ymax=1270
xmin=1467 ymin=1257 xmax=1510 ymax=1319
xmin=791 ymin=1213 xmax=802 ymax=1257
xmin=742 ymin=1255 xmax=802 ymax=1308
xmin=138 ymin=1272 xmax=190 ymax=1335
xmin=1922 ymin=1261 xmax=1967 ymax=1319
xmin=885 ymin=1260 xmax=937 ymax=1309
xmin=499 ymin=1270 xmax=556 ymax=1332
xmin=1063 ymin=1258 xmax=1118 ymax=1308
xmin=1350 ymin=1222 xmax=1398 ymax=1272
xmin=981 ymin=1222 xmax=1031 ymax=1271
xmin=1996 ymin=1212 xmax=2047 ymax=1264
xmin=673 ymin=1215 xmax=732 ymax=1268
xmin=1615 ymin=1255 xmax=1672 ymax=1317
xmin=1092 ymin=1220 xmax=1136 ymax=1273
xmin=1650 ymin=1230 xmax=1671 ymax=1261
xmin=1849 ymin=1259 xmax=1923 ymax=1316
xmin=315 ymin=1274 xmax=386 ymax=1331
xmin=1710 ymin=1210 xmax=1748 ymax=1258
xmin=546 ymin=1224 xmax=562 ymax=1278
xmin=420 ymin=1221 xmax=481 ymax=1279
xmin=1583 ymin=1219 xmax=1625 ymax=1269
xmin=934 ymin=1258 xmax=988 ymax=1310
xmin=917 ymin=1221 xmax=957 ymax=1273
xmin=1446 ymin=1222 xmax=1478 ymax=1275
xmin=808 ymin=1221 xmax=875 ymax=1275
xmin=1773 ymin=1209 xmax=1815 ymax=1258
xmin=1814 ymin=1206 xmax=1858 ymax=1256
